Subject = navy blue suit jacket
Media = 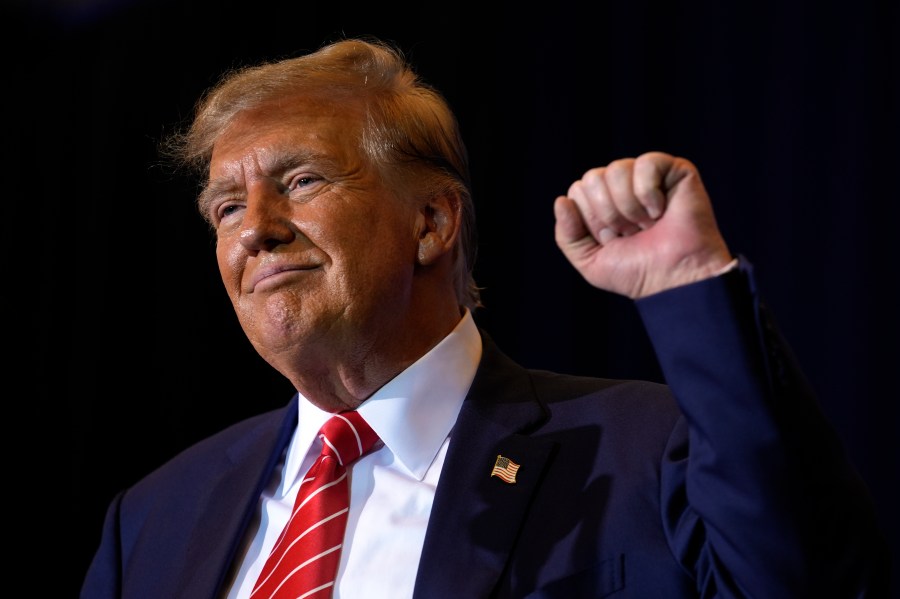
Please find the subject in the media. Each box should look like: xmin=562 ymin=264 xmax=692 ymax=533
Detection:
xmin=81 ymin=260 xmax=889 ymax=598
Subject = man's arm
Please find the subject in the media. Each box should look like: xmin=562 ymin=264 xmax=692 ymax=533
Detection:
xmin=553 ymin=153 xmax=890 ymax=596
xmin=640 ymin=259 xmax=889 ymax=597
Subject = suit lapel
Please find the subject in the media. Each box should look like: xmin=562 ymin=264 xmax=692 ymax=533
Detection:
xmin=165 ymin=332 xmax=553 ymax=599
xmin=413 ymin=333 xmax=557 ymax=599
xmin=178 ymin=397 xmax=299 ymax=599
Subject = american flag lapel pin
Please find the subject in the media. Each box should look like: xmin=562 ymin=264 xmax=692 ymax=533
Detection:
xmin=491 ymin=454 xmax=520 ymax=484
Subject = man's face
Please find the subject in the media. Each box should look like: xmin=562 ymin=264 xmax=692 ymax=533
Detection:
xmin=203 ymin=96 xmax=422 ymax=374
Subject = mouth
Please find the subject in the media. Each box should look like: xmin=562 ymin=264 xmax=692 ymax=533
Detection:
xmin=249 ymin=263 xmax=321 ymax=292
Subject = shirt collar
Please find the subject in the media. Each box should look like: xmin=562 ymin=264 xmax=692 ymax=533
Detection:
xmin=286 ymin=310 xmax=482 ymax=488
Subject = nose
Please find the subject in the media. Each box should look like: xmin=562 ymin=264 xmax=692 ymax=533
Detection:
xmin=238 ymin=179 xmax=296 ymax=252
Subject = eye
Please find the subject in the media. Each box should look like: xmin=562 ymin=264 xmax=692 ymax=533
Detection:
xmin=287 ymin=173 xmax=321 ymax=191
xmin=221 ymin=204 xmax=242 ymax=217
xmin=214 ymin=201 xmax=244 ymax=225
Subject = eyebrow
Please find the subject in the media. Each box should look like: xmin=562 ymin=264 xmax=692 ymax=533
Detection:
xmin=197 ymin=149 xmax=338 ymax=217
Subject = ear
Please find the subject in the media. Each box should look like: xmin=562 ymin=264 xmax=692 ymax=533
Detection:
xmin=416 ymin=191 xmax=462 ymax=266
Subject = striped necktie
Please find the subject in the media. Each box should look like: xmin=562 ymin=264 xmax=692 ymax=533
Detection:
xmin=251 ymin=411 xmax=379 ymax=599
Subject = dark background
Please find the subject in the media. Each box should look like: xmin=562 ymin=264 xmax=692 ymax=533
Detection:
xmin=9 ymin=0 xmax=897 ymax=596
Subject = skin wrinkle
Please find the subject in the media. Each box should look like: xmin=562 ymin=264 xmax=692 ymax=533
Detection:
xmin=209 ymin=95 xmax=461 ymax=411
xmin=78 ymin=40 xmax=887 ymax=599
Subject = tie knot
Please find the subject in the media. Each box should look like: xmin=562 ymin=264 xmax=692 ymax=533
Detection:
xmin=318 ymin=411 xmax=379 ymax=466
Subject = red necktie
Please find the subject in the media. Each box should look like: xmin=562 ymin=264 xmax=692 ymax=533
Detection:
xmin=251 ymin=411 xmax=379 ymax=599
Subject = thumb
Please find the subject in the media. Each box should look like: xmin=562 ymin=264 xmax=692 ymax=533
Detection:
xmin=553 ymin=195 xmax=595 ymax=252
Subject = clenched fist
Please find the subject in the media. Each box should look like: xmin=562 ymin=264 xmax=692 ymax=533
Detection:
xmin=554 ymin=151 xmax=734 ymax=299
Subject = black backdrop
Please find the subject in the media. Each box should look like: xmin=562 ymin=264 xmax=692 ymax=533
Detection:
xmin=10 ymin=0 xmax=898 ymax=596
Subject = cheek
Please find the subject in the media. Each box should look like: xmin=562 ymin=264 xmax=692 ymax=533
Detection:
xmin=345 ymin=232 xmax=418 ymax=299
xmin=216 ymin=239 xmax=244 ymax=296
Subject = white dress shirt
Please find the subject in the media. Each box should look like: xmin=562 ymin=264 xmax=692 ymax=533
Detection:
xmin=225 ymin=310 xmax=483 ymax=599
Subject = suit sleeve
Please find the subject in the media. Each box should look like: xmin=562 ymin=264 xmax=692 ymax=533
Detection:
xmin=80 ymin=490 xmax=125 ymax=599
xmin=635 ymin=256 xmax=890 ymax=598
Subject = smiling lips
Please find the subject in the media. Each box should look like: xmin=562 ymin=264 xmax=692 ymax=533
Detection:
xmin=249 ymin=262 xmax=321 ymax=292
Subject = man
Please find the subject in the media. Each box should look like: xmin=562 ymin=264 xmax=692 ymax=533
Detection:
xmin=81 ymin=37 xmax=888 ymax=598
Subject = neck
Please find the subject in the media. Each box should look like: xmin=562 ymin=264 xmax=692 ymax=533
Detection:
xmin=279 ymin=302 xmax=464 ymax=413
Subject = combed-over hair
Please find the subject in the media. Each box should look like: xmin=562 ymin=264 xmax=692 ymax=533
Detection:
xmin=164 ymin=37 xmax=482 ymax=311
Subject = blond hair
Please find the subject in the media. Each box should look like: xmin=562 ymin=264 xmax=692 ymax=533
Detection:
xmin=165 ymin=37 xmax=481 ymax=311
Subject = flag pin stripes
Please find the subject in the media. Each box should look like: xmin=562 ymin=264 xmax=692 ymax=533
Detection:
xmin=491 ymin=454 xmax=520 ymax=484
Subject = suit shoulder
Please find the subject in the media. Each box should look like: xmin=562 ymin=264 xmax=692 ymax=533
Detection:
xmin=125 ymin=400 xmax=293 ymax=503
xmin=526 ymin=368 xmax=681 ymax=431
xmin=527 ymin=367 xmax=673 ymax=406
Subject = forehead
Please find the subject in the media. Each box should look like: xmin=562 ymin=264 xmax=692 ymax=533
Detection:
xmin=209 ymin=95 xmax=367 ymax=178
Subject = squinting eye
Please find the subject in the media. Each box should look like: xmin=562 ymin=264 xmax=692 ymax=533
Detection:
xmin=289 ymin=175 xmax=317 ymax=190
xmin=216 ymin=203 xmax=243 ymax=222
